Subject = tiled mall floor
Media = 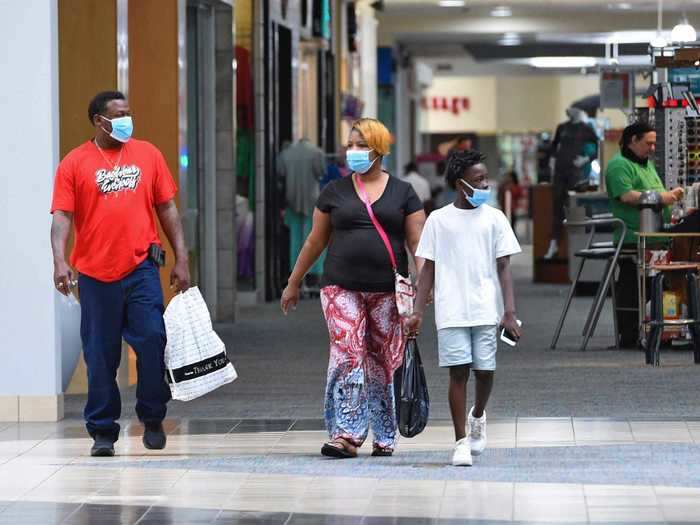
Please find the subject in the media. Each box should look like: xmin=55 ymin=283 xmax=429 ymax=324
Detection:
xmin=1 ymin=417 xmax=700 ymax=524
xmin=8 ymin=246 xmax=700 ymax=523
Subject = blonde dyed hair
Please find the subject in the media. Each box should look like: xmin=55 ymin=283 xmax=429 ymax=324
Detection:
xmin=351 ymin=118 xmax=392 ymax=156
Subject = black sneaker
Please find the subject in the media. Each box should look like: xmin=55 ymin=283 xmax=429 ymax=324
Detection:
xmin=143 ymin=422 xmax=167 ymax=450
xmin=90 ymin=434 xmax=115 ymax=457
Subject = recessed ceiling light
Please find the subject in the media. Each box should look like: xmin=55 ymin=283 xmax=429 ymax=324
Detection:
xmin=607 ymin=2 xmax=632 ymax=8
xmin=529 ymin=56 xmax=597 ymax=69
xmin=490 ymin=6 xmax=512 ymax=17
xmin=438 ymin=0 xmax=465 ymax=6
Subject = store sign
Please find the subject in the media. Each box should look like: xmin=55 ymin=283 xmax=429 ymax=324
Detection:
xmin=600 ymin=70 xmax=634 ymax=110
xmin=421 ymin=96 xmax=471 ymax=116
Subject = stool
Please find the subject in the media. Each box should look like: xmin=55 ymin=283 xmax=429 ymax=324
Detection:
xmin=645 ymin=263 xmax=700 ymax=367
xmin=550 ymin=217 xmax=627 ymax=352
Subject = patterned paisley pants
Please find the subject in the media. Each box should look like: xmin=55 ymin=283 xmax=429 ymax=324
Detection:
xmin=320 ymin=285 xmax=406 ymax=450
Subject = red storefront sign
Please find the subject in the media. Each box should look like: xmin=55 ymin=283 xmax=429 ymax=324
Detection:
xmin=421 ymin=96 xmax=471 ymax=116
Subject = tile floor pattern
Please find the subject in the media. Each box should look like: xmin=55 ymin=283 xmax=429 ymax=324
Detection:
xmin=0 ymin=419 xmax=700 ymax=524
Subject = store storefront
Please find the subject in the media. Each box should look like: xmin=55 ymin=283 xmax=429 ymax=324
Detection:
xmin=254 ymin=0 xmax=340 ymax=301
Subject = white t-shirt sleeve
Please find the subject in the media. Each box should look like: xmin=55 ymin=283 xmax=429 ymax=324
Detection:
xmin=416 ymin=214 xmax=436 ymax=261
xmin=495 ymin=211 xmax=521 ymax=258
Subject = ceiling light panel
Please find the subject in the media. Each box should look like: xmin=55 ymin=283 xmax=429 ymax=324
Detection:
xmin=529 ymin=56 xmax=597 ymax=68
xmin=490 ymin=5 xmax=512 ymax=16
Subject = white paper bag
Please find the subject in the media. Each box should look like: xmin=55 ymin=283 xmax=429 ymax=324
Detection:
xmin=163 ymin=286 xmax=237 ymax=401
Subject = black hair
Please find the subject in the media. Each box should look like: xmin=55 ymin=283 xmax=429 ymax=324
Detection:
xmin=404 ymin=161 xmax=418 ymax=173
xmin=507 ymin=170 xmax=519 ymax=184
xmin=88 ymin=90 xmax=126 ymax=123
xmin=620 ymin=121 xmax=655 ymax=148
xmin=436 ymin=160 xmax=446 ymax=176
xmin=445 ymin=149 xmax=487 ymax=186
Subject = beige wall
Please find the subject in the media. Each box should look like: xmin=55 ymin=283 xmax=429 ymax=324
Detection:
xmin=420 ymin=76 xmax=498 ymax=133
xmin=420 ymin=74 xmax=631 ymax=134
xmin=497 ymin=76 xmax=559 ymax=133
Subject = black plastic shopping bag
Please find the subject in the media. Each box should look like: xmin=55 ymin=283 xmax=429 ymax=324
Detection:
xmin=393 ymin=337 xmax=429 ymax=438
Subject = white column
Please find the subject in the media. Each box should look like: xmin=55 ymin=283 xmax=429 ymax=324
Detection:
xmin=0 ymin=0 xmax=64 ymax=421
xmin=357 ymin=1 xmax=378 ymax=119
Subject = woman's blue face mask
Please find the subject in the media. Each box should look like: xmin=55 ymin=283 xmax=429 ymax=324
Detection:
xmin=460 ymin=179 xmax=491 ymax=207
xmin=346 ymin=149 xmax=378 ymax=174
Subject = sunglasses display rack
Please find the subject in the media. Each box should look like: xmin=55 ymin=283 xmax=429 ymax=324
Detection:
xmin=655 ymin=106 xmax=687 ymax=190
xmin=685 ymin=117 xmax=700 ymax=186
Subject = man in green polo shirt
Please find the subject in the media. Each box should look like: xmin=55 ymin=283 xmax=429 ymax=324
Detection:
xmin=606 ymin=121 xmax=683 ymax=243
xmin=605 ymin=121 xmax=684 ymax=347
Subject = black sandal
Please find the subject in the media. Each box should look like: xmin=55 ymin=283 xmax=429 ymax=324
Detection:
xmin=321 ymin=439 xmax=357 ymax=459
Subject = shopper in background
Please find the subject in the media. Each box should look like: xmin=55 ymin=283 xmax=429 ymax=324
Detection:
xmin=438 ymin=136 xmax=473 ymax=158
xmin=401 ymin=161 xmax=431 ymax=204
xmin=606 ymin=121 xmax=684 ymax=347
xmin=50 ymin=91 xmax=190 ymax=457
xmin=320 ymin=146 xmax=349 ymax=190
xmin=434 ymin=159 xmax=457 ymax=209
xmin=405 ymin=149 xmax=521 ymax=467
xmin=498 ymin=170 xmax=524 ymax=234
xmin=280 ymin=118 xmax=426 ymax=458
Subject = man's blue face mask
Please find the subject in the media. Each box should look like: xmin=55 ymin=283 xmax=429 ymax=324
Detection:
xmin=460 ymin=179 xmax=491 ymax=207
xmin=100 ymin=115 xmax=133 ymax=143
xmin=346 ymin=149 xmax=378 ymax=174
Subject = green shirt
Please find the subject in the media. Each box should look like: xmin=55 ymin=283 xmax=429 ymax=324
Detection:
xmin=605 ymin=152 xmax=670 ymax=245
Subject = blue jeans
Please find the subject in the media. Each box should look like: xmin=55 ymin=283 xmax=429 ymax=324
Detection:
xmin=79 ymin=258 xmax=171 ymax=441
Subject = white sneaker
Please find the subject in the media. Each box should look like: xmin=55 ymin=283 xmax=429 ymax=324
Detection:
xmin=451 ymin=437 xmax=472 ymax=466
xmin=468 ymin=407 xmax=487 ymax=456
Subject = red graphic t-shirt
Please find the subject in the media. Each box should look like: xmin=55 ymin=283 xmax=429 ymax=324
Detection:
xmin=51 ymin=139 xmax=177 ymax=282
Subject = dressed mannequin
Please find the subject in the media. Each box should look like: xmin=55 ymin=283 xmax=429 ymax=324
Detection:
xmin=278 ymin=139 xmax=326 ymax=281
xmin=544 ymin=107 xmax=599 ymax=259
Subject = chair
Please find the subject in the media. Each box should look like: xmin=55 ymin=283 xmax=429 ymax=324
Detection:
xmin=550 ymin=216 xmax=627 ymax=351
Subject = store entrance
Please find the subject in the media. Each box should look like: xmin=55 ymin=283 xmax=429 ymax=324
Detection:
xmin=264 ymin=22 xmax=293 ymax=300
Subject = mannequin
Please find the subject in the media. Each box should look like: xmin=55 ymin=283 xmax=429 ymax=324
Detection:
xmin=544 ymin=107 xmax=599 ymax=259
xmin=278 ymin=139 xmax=326 ymax=282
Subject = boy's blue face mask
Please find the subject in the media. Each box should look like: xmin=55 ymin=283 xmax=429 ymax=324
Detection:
xmin=460 ymin=179 xmax=491 ymax=207
xmin=346 ymin=149 xmax=378 ymax=174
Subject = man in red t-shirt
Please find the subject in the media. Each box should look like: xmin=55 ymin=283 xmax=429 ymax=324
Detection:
xmin=50 ymin=91 xmax=190 ymax=457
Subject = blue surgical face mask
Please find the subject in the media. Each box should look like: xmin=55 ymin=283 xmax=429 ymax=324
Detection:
xmin=346 ymin=149 xmax=378 ymax=174
xmin=100 ymin=115 xmax=133 ymax=143
xmin=460 ymin=179 xmax=491 ymax=208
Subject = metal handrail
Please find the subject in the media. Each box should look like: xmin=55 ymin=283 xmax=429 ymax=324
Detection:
xmin=564 ymin=217 xmax=627 ymax=239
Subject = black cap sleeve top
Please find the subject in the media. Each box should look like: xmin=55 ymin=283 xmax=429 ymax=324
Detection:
xmin=315 ymin=175 xmax=423 ymax=292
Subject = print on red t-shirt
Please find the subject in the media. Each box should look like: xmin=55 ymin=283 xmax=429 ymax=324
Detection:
xmin=51 ymin=139 xmax=177 ymax=282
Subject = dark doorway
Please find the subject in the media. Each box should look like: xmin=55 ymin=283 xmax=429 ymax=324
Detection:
xmin=264 ymin=21 xmax=294 ymax=300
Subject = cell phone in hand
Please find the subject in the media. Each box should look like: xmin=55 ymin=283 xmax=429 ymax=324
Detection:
xmin=500 ymin=319 xmax=522 ymax=347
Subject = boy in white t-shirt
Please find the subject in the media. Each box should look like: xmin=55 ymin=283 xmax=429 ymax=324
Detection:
xmin=405 ymin=149 xmax=522 ymax=467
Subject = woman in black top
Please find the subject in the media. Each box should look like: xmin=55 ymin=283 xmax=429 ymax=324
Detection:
xmin=281 ymin=118 xmax=426 ymax=458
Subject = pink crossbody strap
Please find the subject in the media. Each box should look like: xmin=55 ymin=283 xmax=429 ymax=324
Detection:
xmin=354 ymin=174 xmax=398 ymax=271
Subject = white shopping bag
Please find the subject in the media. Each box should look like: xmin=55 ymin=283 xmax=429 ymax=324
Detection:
xmin=163 ymin=286 xmax=237 ymax=401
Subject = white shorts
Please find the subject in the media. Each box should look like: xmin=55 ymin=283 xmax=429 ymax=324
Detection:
xmin=437 ymin=325 xmax=498 ymax=370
